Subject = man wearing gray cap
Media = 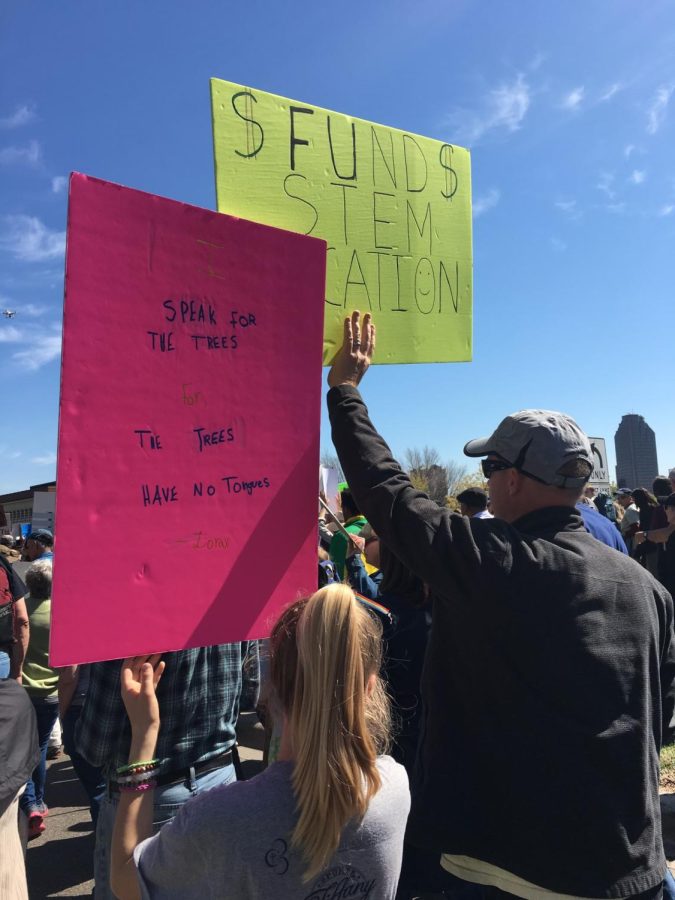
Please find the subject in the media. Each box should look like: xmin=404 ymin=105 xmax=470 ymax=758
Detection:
xmin=327 ymin=312 xmax=675 ymax=900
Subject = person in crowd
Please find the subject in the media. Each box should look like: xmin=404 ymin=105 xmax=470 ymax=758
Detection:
xmin=344 ymin=524 xmax=382 ymax=598
xmin=0 ymin=552 xmax=29 ymax=681
xmin=345 ymin=529 xmax=428 ymax=774
xmin=633 ymin=488 xmax=662 ymax=576
xmin=19 ymin=559 xmax=59 ymax=840
xmin=577 ymin=497 xmax=628 ymax=552
xmin=109 ymin=584 xmax=409 ymax=900
xmin=317 ymin=492 xmax=336 ymax=551
xmin=581 ymin=484 xmax=597 ymax=506
xmin=329 ymin=488 xmax=371 ymax=579
xmin=24 ymin=530 xmax=59 ymax=759
xmin=654 ymin=477 xmax=673 ymax=505
xmin=616 ymin=488 xmax=640 ymax=552
xmin=23 ymin=529 xmax=54 ymax=562
xmin=650 ymin=478 xmax=672 ymax=585
xmin=0 ymin=534 xmax=21 ymax=562
xmin=593 ymin=491 xmax=617 ymax=521
xmin=670 ymin=469 xmax=675 ymax=494
xmin=376 ymin=543 xmax=430 ymax=776
xmin=636 ymin=500 xmax=675 ymax=596
xmin=0 ymin=676 xmax=39 ymax=900
xmin=327 ymin=311 xmax=675 ymax=900
xmin=456 ymin=487 xmax=493 ymax=519
xmin=663 ymin=495 xmax=675 ymax=598
xmin=58 ymin=665 xmax=106 ymax=826
xmin=317 ymin=545 xmax=339 ymax=587
xmin=76 ymin=640 xmax=259 ymax=899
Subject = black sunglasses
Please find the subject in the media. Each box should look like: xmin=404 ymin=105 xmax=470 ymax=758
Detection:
xmin=481 ymin=458 xmax=513 ymax=479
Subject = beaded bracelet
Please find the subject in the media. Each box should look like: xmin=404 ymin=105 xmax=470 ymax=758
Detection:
xmin=117 ymin=758 xmax=159 ymax=776
xmin=116 ymin=768 xmax=160 ymax=786
xmin=119 ymin=781 xmax=157 ymax=794
xmin=116 ymin=764 xmax=158 ymax=778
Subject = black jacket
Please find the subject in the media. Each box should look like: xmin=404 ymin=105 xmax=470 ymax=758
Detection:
xmin=329 ymin=384 xmax=675 ymax=898
xmin=0 ymin=678 xmax=39 ymax=802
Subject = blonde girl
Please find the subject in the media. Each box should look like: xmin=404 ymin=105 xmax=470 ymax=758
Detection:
xmin=111 ymin=584 xmax=410 ymax=899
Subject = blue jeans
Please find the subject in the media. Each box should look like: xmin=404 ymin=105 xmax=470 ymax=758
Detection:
xmin=664 ymin=868 xmax=675 ymax=899
xmin=19 ymin=696 xmax=59 ymax=814
xmin=94 ymin=761 xmax=236 ymax=899
xmin=62 ymin=704 xmax=106 ymax=827
xmin=0 ymin=650 xmax=10 ymax=679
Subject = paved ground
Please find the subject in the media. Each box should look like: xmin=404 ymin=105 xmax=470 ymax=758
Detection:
xmin=25 ymin=713 xmax=266 ymax=899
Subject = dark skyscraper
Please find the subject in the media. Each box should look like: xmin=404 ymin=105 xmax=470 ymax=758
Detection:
xmin=614 ymin=414 xmax=659 ymax=489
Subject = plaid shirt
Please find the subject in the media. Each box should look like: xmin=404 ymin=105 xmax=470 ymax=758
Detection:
xmin=75 ymin=642 xmax=258 ymax=779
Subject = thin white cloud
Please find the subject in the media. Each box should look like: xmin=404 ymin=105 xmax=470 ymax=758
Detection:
xmin=554 ymin=199 xmax=581 ymax=220
xmin=0 ymin=315 xmax=62 ymax=371
xmin=0 ymin=139 xmax=41 ymax=167
xmin=550 ymin=237 xmax=567 ymax=252
xmin=629 ymin=169 xmax=646 ymax=185
xmin=659 ymin=204 xmax=674 ymax=217
xmin=0 ymin=324 xmax=22 ymax=342
xmin=528 ymin=52 xmax=546 ymax=72
xmin=51 ymin=175 xmax=67 ymax=194
xmin=624 ymin=144 xmax=635 ymax=159
xmin=0 ymin=444 xmax=22 ymax=460
xmin=12 ymin=327 xmax=62 ymax=372
xmin=0 ymin=105 xmax=35 ymax=129
xmin=31 ymin=452 xmax=56 ymax=466
xmin=0 ymin=215 xmax=65 ymax=262
xmin=489 ymin=75 xmax=531 ymax=132
xmin=596 ymin=172 xmax=616 ymax=200
xmin=600 ymin=83 xmax=622 ymax=102
xmin=447 ymin=73 xmax=531 ymax=143
xmin=561 ymin=87 xmax=585 ymax=111
xmin=646 ymin=85 xmax=674 ymax=135
xmin=473 ymin=189 xmax=500 ymax=218
xmin=607 ymin=202 xmax=625 ymax=214
xmin=21 ymin=303 xmax=50 ymax=318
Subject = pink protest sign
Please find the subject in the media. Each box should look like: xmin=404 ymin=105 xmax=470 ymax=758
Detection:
xmin=51 ymin=173 xmax=326 ymax=666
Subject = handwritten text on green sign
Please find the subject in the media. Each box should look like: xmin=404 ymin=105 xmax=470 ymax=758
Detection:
xmin=211 ymin=79 xmax=473 ymax=364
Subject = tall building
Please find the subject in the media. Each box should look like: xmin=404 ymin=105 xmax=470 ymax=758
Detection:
xmin=614 ymin=415 xmax=659 ymax=489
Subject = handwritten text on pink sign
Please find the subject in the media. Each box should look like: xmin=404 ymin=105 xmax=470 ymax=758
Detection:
xmin=51 ymin=174 xmax=326 ymax=666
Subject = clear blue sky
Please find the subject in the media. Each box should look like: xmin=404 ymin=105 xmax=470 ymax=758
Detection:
xmin=1 ymin=0 xmax=674 ymax=494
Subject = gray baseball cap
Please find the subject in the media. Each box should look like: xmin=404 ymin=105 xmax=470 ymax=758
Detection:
xmin=464 ymin=409 xmax=593 ymax=489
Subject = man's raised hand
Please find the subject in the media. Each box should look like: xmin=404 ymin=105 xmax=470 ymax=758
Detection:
xmin=327 ymin=311 xmax=376 ymax=389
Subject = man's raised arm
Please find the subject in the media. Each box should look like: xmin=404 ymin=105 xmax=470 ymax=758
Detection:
xmin=327 ymin=311 xmax=480 ymax=596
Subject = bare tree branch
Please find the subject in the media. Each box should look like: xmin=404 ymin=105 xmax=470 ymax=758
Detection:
xmin=404 ymin=447 xmax=468 ymax=506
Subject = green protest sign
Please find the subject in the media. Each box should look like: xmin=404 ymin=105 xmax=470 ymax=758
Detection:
xmin=211 ymin=78 xmax=472 ymax=365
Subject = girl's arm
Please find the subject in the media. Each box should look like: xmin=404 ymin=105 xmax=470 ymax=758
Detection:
xmin=111 ymin=656 xmax=164 ymax=900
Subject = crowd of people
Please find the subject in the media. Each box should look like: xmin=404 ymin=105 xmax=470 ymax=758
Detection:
xmin=2 ymin=310 xmax=675 ymax=898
